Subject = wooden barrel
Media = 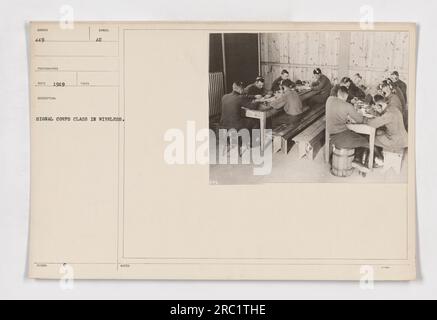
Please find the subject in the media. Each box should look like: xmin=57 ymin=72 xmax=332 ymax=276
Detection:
xmin=331 ymin=147 xmax=355 ymax=177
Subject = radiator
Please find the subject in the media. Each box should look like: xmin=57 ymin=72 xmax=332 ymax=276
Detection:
xmin=209 ymin=72 xmax=225 ymax=117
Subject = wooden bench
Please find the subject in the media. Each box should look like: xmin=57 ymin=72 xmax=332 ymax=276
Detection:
xmin=383 ymin=149 xmax=405 ymax=174
xmin=272 ymin=104 xmax=326 ymax=154
xmin=292 ymin=116 xmax=326 ymax=160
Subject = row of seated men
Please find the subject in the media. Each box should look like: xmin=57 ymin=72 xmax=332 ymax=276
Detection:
xmin=220 ymin=68 xmax=332 ymax=132
xmin=219 ymin=68 xmax=408 ymax=163
xmin=327 ymin=81 xmax=408 ymax=167
xmin=331 ymin=71 xmax=408 ymax=131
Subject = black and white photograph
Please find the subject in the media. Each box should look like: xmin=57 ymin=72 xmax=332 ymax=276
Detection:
xmin=209 ymin=31 xmax=411 ymax=184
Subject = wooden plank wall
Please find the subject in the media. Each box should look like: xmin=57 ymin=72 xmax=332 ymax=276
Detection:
xmin=260 ymin=32 xmax=409 ymax=90
xmin=260 ymin=32 xmax=340 ymax=88
xmin=348 ymin=32 xmax=409 ymax=87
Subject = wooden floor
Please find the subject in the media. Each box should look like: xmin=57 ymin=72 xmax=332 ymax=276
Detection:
xmin=210 ymin=143 xmax=408 ymax=185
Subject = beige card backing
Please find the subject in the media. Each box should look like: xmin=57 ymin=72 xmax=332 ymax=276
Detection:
xmin=28 ymin=22 xmax=417 ymax=280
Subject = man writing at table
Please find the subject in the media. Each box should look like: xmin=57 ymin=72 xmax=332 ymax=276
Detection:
xmin=367 ymin=94 xmax=408 ymax=153
xmin=302 ymin=68 xmax=332 ymax=107
xmin=244 ymin=76 xmax=268 ymax=99
xmin=220 ymin=81 xmax=261 ymax=153
xmin=385 ymin=78 xmax=406 ymax=111
xmin=326 ymin=86 xmax=368 ymax=150
xmin=271 ymin=69 xmax=290 ymax=93
xmin=220 ymin=81 xmax=254 ymax=131
xmin=331 ymin=77 xmax=366 ymax=103
xmin=270 ymin=79 xmax=305 ymax=116
xmin=379 ymin=80 xmax=408 ymax=130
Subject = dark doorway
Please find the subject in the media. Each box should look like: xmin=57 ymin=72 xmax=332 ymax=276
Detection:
xmin=209 ymin=33 xmax=260 ymax=92
xmin=224 ymin=33 xmax=260 ymax=90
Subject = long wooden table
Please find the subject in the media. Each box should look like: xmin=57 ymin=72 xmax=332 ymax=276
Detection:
xmin=243 ymin=89 xmax=312 ymax=153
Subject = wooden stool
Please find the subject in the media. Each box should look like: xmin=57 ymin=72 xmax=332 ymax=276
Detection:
xmin=383 ymin=150 xmax=405 ymax=174
xmin=331 ymin=146 xmax=355 ymax=177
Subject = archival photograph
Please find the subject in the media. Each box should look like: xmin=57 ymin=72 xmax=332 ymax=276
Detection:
xmin=209 ymin=31 xmax=411 ymax=184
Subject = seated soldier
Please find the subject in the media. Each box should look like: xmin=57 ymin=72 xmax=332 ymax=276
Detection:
xmin=330 ymin=77 xmax=347 ymax=97
xmin=386 ymin=78 xmax=406 ymax=111
xmin=367 ymin=94 xmax=408 ymax=154
xmin=385 ymin=77 xmax=408 ymax=129
xmin=353 ymin=73 xmax=368 ymax=92
xmin=378 ymin=80 xmax=406 ymax=128
xmin=220 ymin=81 xmax=254 ymax=131
xmin=271 ymin=79 xmax=307 ymax=116
xmin=302 ymin=68 xmax=332 ymax=107
xmin=220 ymin=81 xmax=259 ymax=150
xmin=326 ymin=86 xmax=368 ymax=150
xmin=244 ymin=76 xmax=268 ymax=99
xmin=271 ymin=70 xmax=290 ymax=93
xmin=331 ymin=77 xmax=366 ymax=103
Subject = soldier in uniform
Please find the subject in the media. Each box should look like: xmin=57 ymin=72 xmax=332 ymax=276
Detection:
xmin=271 ymin=69 xmax=290 ymax=93
xmin=244 ymin=76 xmax=268 ymax=99
xmin=220 ymin=81 xmax=251 ymax=131
xmin=301 ymin=68 xmax=332 ymax=107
